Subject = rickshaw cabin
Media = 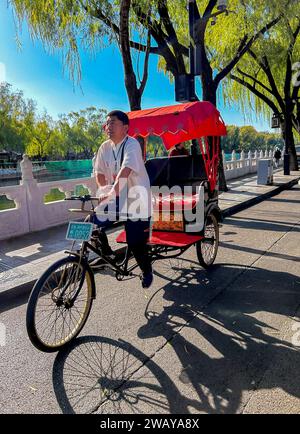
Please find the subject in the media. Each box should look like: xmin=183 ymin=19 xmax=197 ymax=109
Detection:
xmin=128 ymin=101 xmax=226 ymax=193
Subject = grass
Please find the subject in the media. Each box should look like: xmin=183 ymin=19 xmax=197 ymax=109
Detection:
xmin=0 ymin=195 xmax=16 ymax=211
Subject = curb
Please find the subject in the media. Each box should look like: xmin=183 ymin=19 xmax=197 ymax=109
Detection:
xmin=0 ymin=280 xmax=35 ymax=313
xmin=0 ymin=246 xmax=128 ymax=312
xmin=222 ymin=178 xmax=299 ymax=218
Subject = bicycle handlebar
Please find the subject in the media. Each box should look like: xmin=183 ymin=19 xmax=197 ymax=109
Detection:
xmin=64 ymin=195 xmax=98 ymax=202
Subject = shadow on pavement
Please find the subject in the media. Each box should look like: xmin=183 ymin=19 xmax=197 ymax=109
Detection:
xmin=52 ymin=260 xmax=300 ymax=414
xmin=136 ymin=262 xmax=300 ymax=413
xmin=52 ymin=336 xmax=181 ymax=414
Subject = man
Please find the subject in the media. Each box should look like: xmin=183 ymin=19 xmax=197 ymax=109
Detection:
xmin=274 ymin=147 xmax=282 ymax=168
xmin=169 ymin=142 xmax=189 ymax=157
xmin=94 ymin=110 xmax=153 ymax=288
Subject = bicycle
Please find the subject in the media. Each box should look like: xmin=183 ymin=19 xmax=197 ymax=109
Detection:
xmin=26 ymin=195 xmax=139 ymax=353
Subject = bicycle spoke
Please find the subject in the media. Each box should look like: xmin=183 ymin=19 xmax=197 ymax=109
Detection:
xmin=28 ymin=258 xmax=93 ymax=350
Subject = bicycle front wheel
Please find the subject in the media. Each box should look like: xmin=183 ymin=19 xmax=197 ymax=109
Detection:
xmin=26 ymin=256 xmax=94 ymax=352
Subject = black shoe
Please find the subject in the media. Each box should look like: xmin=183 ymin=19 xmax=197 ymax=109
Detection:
xmin=101 ymin=247 xmax=115 ymax=257
xmin=141 ymin=271 xmax=153 ymax=289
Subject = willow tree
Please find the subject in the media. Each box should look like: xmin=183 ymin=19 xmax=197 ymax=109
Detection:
xmin=129 ymin=0 xmax=297 ymax=188
xmin=222 ymin=14 xmax=300 ymax=170
xmin=11 ymin=1 xmax=292 ymax=109
xmin=10 ymin=0 xmax=152 ymax=111
xmin=10 ymin=1 xmax=298 ymax=186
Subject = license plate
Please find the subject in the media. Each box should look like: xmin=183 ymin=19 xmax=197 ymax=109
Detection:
xmin=66 ymin=222 xmax=93 ymax=241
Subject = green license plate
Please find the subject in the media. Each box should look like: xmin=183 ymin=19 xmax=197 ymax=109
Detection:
xmin=66 ymin=222 xmax=93 ymax=241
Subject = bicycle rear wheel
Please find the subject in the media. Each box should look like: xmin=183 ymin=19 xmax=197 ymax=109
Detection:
xmin=26 ymin=256 xmax=94 ymax=352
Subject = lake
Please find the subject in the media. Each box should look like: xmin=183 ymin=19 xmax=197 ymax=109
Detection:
xmin=0 ymin=154 xmax=238 ymax=188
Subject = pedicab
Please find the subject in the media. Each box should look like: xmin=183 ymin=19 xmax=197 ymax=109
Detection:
xmin=26 ymin=101 xmax=227 ymax=352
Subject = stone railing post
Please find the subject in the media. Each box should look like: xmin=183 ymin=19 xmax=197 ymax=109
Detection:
xmin=231 ymin=150 xmax=237 ymax=172
xmin=259 ymin=150 xmax=264 ymax=160
xmin=264 ymin=149 xmax=269 ymax=158
xmin=20 ymin=154 xmax=36 ymax=185
xmin=91 ymin=152 xmax=97 ymax=177
xmin=247 ymin=150 xmax=252 ymax=170
xmin=240 ymin=150 xmax=245 ymax=169
xmin=20 ymin=154 xmax=44 ymax=231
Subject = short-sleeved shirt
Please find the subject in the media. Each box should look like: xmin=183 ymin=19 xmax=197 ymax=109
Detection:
xmin=94 ymin=135 xmax=152 ymax=218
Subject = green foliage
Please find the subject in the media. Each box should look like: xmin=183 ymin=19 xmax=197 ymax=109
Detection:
xmin=44 ymin=188 xmax=65 ymax=203
xmin=55 ymin=107 xmax=107 ymax=158
xmin=11 ymin=0 xmax=114 ymax=83
xmin=0 ymin=195 xmax=16 ymax=211
xmin=0 ymin=82 xmax=107 ymax=159
xmin=222 ymin=10 xmax=300 ymax=126
xmin=221 ymin=124 xmax=283 ymax=153
xmin=146 ymin=135 xmax=168 ymax=158
xmin=0 ymin=82 xmax=36 ymax=153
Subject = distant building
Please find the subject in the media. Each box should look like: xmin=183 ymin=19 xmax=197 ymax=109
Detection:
xmin=0 ymin=150 xmax=22 ymax=164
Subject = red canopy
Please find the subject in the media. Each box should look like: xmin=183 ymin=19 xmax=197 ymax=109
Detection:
xmin=127 ymin=101 xmax=227 ymax=150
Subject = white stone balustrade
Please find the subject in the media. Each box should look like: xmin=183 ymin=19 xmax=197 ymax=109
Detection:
xmin=0 ymin=154 xmax=97 ymax=240
xmin=223 ymin=148 xmax=281 ymax=180
xmin=0 ymin=150 xmax=281 ymax=240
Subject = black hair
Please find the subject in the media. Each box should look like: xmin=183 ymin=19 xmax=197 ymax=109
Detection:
xmin=107 ymin=110 xmax=129 ymax=125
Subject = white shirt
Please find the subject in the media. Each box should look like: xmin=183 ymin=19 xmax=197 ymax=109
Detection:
xmin=94 ymin=135 xmax=152 ymax=218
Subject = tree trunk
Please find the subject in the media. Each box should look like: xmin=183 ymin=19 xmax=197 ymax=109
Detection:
xmin=282 ymin=114 xmax=299 ymax=171
xmin=119 ymin=0 xmax=142 ymax=111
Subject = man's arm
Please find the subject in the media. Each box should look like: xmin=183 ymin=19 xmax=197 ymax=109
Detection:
xmin=112 ymin=167 xmax=132 ymax=197
xmin=98 ymin=167 xmax=132 ymax=202
xmin=96 ymin=173 xmax=106 ymax=188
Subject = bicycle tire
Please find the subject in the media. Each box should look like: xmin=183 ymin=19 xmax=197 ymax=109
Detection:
xmin=26 ymin=256 xmax=95 ymax=352
xmin=196 ymin=213 xmax=219 ymax=268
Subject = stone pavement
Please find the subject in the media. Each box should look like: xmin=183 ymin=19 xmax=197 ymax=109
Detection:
xmin=0 ymin=169 xmax=299 ymax=304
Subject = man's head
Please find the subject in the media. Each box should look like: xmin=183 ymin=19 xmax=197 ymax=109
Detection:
xmin=105 ymin=110 xmax=129 ymax=144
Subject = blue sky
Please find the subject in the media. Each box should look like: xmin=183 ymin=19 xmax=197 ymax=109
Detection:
xmin=0 ymin=0 xmax=271 ymax=131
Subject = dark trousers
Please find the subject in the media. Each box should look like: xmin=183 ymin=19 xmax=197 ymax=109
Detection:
xmin=92 ymin=203 xmax=152 ymax=274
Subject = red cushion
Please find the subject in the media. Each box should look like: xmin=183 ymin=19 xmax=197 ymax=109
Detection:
xmin=116 ymin=230 xmax=203 ymax=247
xmin=153 ymin=192 xmax=198 ymax=211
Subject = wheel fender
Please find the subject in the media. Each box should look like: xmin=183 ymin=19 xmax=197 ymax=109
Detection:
xmin=206 ymin=204 xmax=223 ymax=223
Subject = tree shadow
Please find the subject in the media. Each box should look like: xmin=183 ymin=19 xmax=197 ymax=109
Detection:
xmin=224 ymin=216 xmax=300 ymax=234
xmin=137 ymin=262 xmax=300 ymax=413
xmin=219 ymin=241 xmax=300 ymax=262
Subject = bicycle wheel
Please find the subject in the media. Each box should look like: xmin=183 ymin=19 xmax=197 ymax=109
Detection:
xmin=196 ymin=213 xmax=219 ymax=268
xmin=26 ymin=256 xmax=94 ymax=352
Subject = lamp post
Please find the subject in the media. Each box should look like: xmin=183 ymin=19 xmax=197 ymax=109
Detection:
xmin=175 ymin=0 xmax=229 ymax=103
xmin=283 ymin=127 xmax=290 ymax=176
xmin=271 ymin=112 xmax=289 ymax=175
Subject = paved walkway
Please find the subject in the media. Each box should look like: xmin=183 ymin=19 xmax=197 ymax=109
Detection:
xmin=0 ymin=169 xmax=299 ymax=303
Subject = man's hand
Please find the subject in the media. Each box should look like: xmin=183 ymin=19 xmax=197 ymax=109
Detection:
xmin=98 ymin=188 xmax=114 ymax=204
xmin=98 ymin=194 xmax=108 ymax=204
